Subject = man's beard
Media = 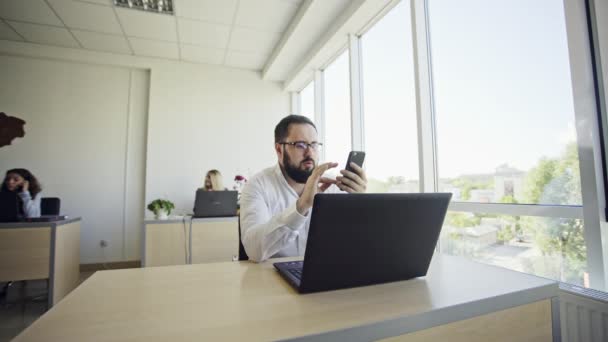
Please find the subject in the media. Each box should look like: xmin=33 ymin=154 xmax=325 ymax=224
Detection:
xmin=283 ymin=152 xmax=315 ymax=184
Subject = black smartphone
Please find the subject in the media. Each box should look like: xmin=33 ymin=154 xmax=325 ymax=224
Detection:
xmin=345 ymin=151 xmax=365 ymax=173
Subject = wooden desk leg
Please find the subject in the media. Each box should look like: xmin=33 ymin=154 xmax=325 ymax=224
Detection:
xmin=49 ymin=221 xmax=80 ymax=306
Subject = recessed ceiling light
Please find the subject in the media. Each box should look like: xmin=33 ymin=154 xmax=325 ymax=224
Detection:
xmin=114 ymin=0 xmax=174 ymax=15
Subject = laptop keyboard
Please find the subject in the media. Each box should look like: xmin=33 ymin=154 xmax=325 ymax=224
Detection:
xmin=288 ymin=268 xmax=303 ymax=280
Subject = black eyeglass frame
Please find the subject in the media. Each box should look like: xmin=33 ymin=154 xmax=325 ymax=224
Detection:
xmin=278 ymin=141 xmax=324 ymax=151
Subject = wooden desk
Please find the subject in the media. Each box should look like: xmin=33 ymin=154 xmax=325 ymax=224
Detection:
xmin=14 ymin=254 xmax=557 ymax=341
xmin=0 ymin=218 xmax=81 ymax=307
xmin=142 ymin=217 xmax=238 ymax=267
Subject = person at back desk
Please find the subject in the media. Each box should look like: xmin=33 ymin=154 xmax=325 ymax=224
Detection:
xmin=240 ymin=115 xmax=367 ymax=262
xmin=201 ymin=169 xmax=227 ymax=191
xmin=1 ymin=168 xmax=42 ymax=218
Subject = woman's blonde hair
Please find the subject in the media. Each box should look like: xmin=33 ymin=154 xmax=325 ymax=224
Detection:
xmin=205 ymin=169 xmax=224 ymax=191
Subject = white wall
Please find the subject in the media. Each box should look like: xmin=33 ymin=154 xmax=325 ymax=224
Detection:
xmin=0 ymin=41 xmax=290 ymax=263
xmin=0 ymin=55 xmax=148 ymax=263
xmin=146 ymin=64 xmax=289 ymax=214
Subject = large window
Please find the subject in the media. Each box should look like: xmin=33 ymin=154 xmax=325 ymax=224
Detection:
xmin=296 ymin=0 xmax=605 ymax=291
xmin=429 ymin=0 xmax=581 ymax=206
xmin=361 ymin=1 xmax=419 ymax=193
xmin=323 ymin=51 xmax=352 ymax=167
xmin=299 ymin=81 xmax=315 ymax=120
xmin=428 ymin=0 xmax=590 ymax=287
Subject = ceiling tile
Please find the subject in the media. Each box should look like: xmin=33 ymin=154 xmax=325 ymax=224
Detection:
xmin=74 ymin=0 xmax=112 ymax=5
xmin=225 ymin=50 xmax=268 ymax=70
xmin=235 ymin=0 xmax=299 ymax=33
xmin=116 ymin=7 xmax=177 ymax=41
xmin=129 ymin=37 xmax=178 ymax=59
xmin=0 ymin=0 xmax=63 ymax=26
xmin=8 ymin=21 xmax=79 ymax=48
xmin=175 ymin=0 xmax=237 ymax=25
xmin=180 ymin=44 xmax=224 ymax=65
xmin=72 ymin=30 xmax=131 ymax=54
xmin=177 ymin=18 xmax=230 ymax=49
xmin=0 ymin=20 xmax=24 ymax=41
xmin=228 ymin=27 xmax=280 ymax=54
xmin=48 ymin=0 xmax=122 ymax=34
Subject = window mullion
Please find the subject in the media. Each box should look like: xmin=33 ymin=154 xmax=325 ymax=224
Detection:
xmin=449 ymin=202 xmax=584 ymax=219
xmin=411 ymin=0 xmax=438 ymax=193
xmin=314 ymin=70 xmax=326 ymax=162
xmin=563 ymin=0 xmax=606 ymax=290
xmin=348 ymin=34 xmax=365 ymax=152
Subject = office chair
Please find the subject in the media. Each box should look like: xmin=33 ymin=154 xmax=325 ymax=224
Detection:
xmin=237 ymin=215 xmax=249 ymax=261
xmin=41 ymin=197 xmax=61 ymax=215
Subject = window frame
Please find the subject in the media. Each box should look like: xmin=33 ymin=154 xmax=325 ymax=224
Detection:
xmin=294 ymin=0 xmax=607 ymax=290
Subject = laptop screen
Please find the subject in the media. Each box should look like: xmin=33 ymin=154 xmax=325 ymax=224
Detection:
xmin=192 ymin=190 xmax=238 ymax=218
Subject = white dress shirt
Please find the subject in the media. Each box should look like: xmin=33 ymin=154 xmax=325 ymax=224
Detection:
xmin=240 ymin=164 xmax=338 ymax=262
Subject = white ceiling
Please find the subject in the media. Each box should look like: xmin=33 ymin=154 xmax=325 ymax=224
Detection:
xmin=0 ymin=0 xmax=303 ymax=70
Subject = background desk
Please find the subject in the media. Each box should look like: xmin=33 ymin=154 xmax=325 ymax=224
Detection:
xmin=142 ymin=217 xmax=238 ymax=267
xmin=0 ymin=218 xmax=81 ymax=307
xmin=14 ymin=254 xmax=557 ymax=341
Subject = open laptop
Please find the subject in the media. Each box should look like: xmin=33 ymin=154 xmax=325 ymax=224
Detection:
xmin=193 ymin=190 xmax=238 ymax=218
xmin=274 ymin=193 xmax=452 ymax=293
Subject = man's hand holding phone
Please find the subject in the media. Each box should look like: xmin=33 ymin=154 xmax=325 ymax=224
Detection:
xmin=336 ymin=151 xmax=367 ymax=193
xmin=296 ymin=162 xmax=338 ymax=215
xmin=337 ymin=162 xmax=367 ymax=193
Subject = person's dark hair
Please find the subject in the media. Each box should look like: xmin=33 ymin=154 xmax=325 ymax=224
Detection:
xmin=1 ymin=168 xmax=42 ymax=198
xmin=274 ymin=115 xmax=317 ymax=143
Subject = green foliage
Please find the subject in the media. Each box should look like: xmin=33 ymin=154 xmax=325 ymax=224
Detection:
xmin=449 ymin=178 xmax=492 ymax=200
xmin=522 ymin=142 xmax=586 ymax=281
xmin=446 ymin=212 xmax=481 ymax=228
xmin=147 ymin=199 xmax=175 ymax=215
xmin=496 ymin=224 xmax=515 ymax=243
xmin=499 ymin=195 xmax=518 ymax=204
xmin=523 ymin=158 xmax=558 ymax=204
xmin=524 ymin=142 xmax=581 ymax=205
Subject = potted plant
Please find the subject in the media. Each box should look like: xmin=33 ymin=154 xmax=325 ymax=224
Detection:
xmin=147 ymin=199 xmax=175 ymax=220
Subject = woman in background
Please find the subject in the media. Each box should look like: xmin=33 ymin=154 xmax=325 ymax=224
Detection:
xmin=1 ymin=168 xmax=42 ymax=218
xmin=203 ymin=169 xmax=226 ymax=191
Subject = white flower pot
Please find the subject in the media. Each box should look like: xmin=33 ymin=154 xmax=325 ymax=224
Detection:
xmin=155 ymin=209 xmax=169 ymax=220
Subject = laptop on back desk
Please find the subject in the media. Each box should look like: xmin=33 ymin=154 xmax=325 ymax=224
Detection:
xmin=192 ymin=190 xmax=238 ymax=218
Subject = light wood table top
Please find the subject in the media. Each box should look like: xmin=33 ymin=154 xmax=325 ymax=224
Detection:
xmin=15 ymin=254 xmax=557 ymax=341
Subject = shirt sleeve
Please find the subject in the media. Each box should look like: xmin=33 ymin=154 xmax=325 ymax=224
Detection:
xmin=240 ymin=179 xmax=308 ymax=262
xmin=18 ymin=191 xmax=41 ymax=218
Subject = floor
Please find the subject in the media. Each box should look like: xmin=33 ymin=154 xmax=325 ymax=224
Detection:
xmin=0 ymin=272 xmax=94 ymax=342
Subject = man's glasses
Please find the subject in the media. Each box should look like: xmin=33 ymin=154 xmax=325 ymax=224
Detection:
xmin=279 ymin=141 xmax=323 ymax=151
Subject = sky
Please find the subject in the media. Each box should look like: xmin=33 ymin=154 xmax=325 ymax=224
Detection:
xmin=301 ymin=0 xmax=577 ymax=181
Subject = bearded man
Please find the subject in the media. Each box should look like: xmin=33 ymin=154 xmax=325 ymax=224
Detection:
xmin=240 ymin=115 xmax=367 ymax=262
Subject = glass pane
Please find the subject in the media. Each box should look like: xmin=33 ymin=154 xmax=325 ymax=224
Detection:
xmin=440 ymin=211 xmax=588 ymax=287
xmin=323 ymin=50 xmax=352 ymax=168
xmin=300 ymin=81 xmax=315 ymax=120
xmin=428 ymin=0 xmax=582 ymax=205
xmin=361 ymin=1 xmax=419 ymax=193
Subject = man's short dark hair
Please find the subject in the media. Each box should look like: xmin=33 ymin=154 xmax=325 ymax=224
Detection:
xmin=274 ymin=115 xmax=317 ymax=143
